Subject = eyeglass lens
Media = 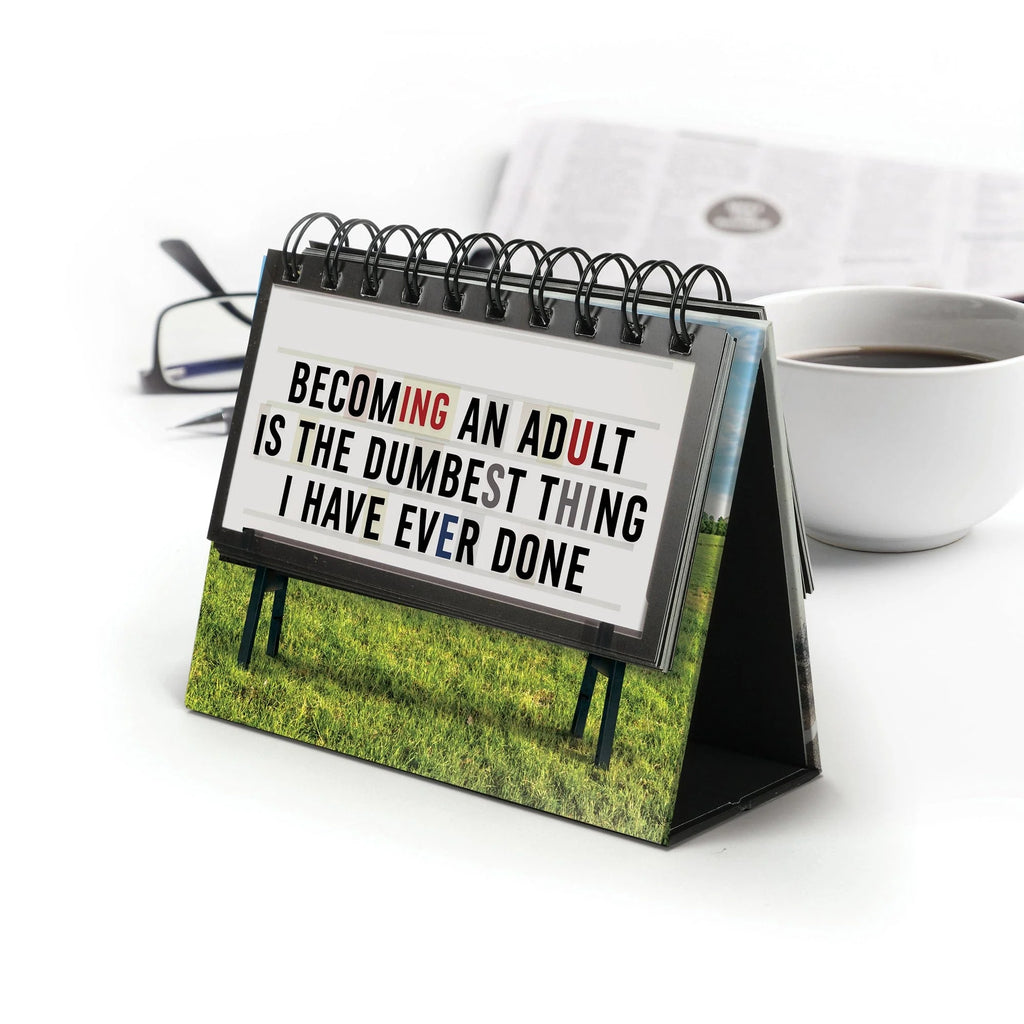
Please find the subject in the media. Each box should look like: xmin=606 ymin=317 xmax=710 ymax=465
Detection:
xmin=158 ymin=294 xmax=256 ymax=391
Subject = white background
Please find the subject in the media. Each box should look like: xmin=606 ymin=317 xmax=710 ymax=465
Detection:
xmin=5 ymin=3 xmax=1024 ymax=1020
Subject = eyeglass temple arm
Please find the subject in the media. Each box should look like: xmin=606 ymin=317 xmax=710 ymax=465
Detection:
xmin=160 ymin=239 xmax=253 ymax=328
xmin=160 ymin=239 xmax=230 ymax=295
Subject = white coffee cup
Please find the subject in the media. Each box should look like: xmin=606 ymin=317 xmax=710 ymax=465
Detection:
xmin=754 ymin=286 xmax=1024 ymax=552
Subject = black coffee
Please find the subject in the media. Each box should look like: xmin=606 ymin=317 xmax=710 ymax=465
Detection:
xmin=788 ymin=346 xmax=993 ymax=369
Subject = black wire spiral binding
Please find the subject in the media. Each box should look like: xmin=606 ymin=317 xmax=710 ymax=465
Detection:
xmin=280 ymin=213 xmax=733 ymax=351
xmin=575 ymin=252 xmax=638 ymax=337
xmin=283 ymin=212 xmax=344 ymax=282
xmin=671 ymin=263 xmax=733 ymax=353
xmin=404 ymin=227 xmax=461 ymax=304
xmin=485 ymin=238 xmax=546 ymax=319
xmin=529 ymin=246 xmax=590 ymax=328
xmin=323 ymin=218 xmax=380 ymax=289
xmin=362 ymin=223 xmax=419 ymax=297
xmin=621 ymin=259 xmax=685 ymax=345
xmin=443 ymin=232 xmax=503 ymax=311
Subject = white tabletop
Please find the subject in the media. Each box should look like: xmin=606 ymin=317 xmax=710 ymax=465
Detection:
xmin=7 ymin=3 xmax=1024 ymax=1019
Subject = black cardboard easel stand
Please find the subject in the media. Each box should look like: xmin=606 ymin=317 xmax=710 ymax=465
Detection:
xmin=571 ymin=654 xmax=626 ymax=769
xmin=238 ymin=566 xmax=289 ymax=668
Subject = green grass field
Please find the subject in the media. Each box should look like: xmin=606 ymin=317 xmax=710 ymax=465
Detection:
xmin=186 ymin=533 xmax=725 ymax=843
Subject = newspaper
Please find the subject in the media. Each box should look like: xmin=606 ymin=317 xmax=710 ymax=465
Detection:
xmin=485 ymin=119 xmax=1024 ymax=302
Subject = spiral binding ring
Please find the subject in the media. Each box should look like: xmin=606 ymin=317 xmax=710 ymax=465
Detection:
xmin=686 ymin=262 xmax=731 ymax=302
xmin=322 ymin=217 xmax=380 ymax=289
xmin=485 ymin=238 xmax=546 ymax=319
xmin=281 ymin=212 xmax=732 ymax=354
xmin=362 ymin=224 xmax=419 ymax=297
xmin=622 ymin=259 xmax=685 ymax=344
xmin=574 ymin=252 xmax=638 ymax=337
xmin=529 ymin=246 xmax=590 ymax=328
xmin=443 ymin=233 xmax=503 ymax=311
xmin=670 ymin=263 xmax=733 ymax=353
xmin=403 ymin=227 xmax=461 ymax=304
xmin=282 ymin=212 xmax=343 ymax=282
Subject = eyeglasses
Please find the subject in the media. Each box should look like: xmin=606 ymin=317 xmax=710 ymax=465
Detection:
xmin=140 ymin=239 xmax=256 ymax=393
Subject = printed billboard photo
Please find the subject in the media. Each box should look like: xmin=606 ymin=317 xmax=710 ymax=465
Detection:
xmin=186 ymin=518 xmax=727 ymax=844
